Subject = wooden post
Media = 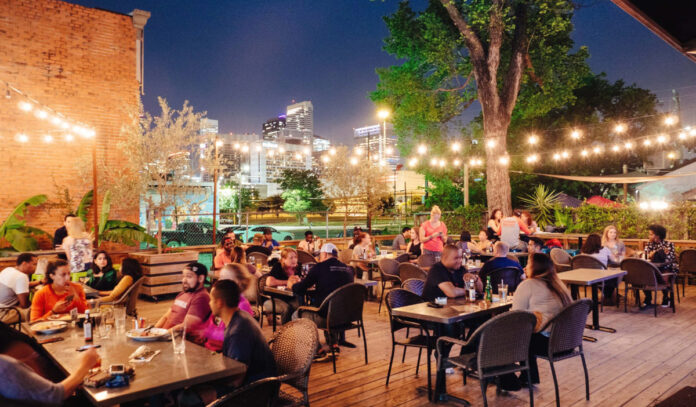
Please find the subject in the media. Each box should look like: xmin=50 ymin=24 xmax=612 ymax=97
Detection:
xmin=464 ymin=164 xmax=470 ymax=206
xmin=622 ymin=164 xmax=628 ymax=203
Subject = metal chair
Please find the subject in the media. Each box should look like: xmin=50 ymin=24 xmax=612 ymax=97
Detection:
xmin=485 ymin=267 xmax=523 ymax=294
xmin=385 ymin=289 xmax=433 ymax=395
xmin=398 ymin=263 xmax=427 ymax=282
xmin=550 ymin=248 xmax=572 ymax=273
xmin=297 ymin=283 xmax=368 ymax=374
xmin=417 ymin=253 xmax=437 ymax=269
xmin=102 ymin=277 xmax=144 ymax=317
xmin=537 ymin=299 xmax=592 ymax=407
xmin=677 ymin=249 xmax=696 ymax=301
xmin=571 ymin=254 xmax=607 ymax=310
xmin=207 ymin=377 xmax=280 ymax=407
xmin=269 ymin=319 xmax=319 ymax=407
xmin=296 ymin=250 xmax=317 ymax=267
xmin=436 ymin=311 xmax=537 ymax=407
xmin=395 ymin=252 xmax=410 ymax=263
xmin=248 ymin=252 xmax=269 ymax=266
xmin=378 ymin=258 xmax=402 ymax=314
xmin=621 ymin=258 xmax=676 ymax=317
xmin=402 ymin=278 xmax=425 ymax=296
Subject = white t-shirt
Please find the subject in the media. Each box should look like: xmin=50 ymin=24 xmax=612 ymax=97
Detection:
xmin=0 ymin=267 xmax=29 ymax=307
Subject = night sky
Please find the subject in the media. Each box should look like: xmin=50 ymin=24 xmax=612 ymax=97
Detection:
xmin=69 ymin=0 xmax=696 ymax=145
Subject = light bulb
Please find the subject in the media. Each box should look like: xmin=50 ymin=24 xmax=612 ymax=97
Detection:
xmin=417 ymin=144 xmax=427 ymax=155
xmin=526 ymin=154 xmax=538 ymax=163
xmin=643 ymin=139 xmax=652 ymax=146
xmin=624 ymin=142 xmax=633 ymax=149
xmin=611 ymin=145 xmax=620 ymax=152
xmin=65 ymin=134 xmax=74 ymax=142
xmin=614 ymin=123 xmax=626 ymax=133
xmin=453 ymin=159 xmax=461 ymax=166
xmin=656 ymin=135 xmax=668 ymax=144
xmin=329 ymin=147 xmax=336 ymax=156
xmin=553 ymin=153 xmax=561 ymax=161
xmin=486 ymin=139 xmax=496 ymax=148
xmin=408 ymin=157 xmax=418 ymax=167
xmin=451 ymin=142 xmax=461 ymax=152
xmin=43 ymin=135 xmax=53 ymax=143
xmin=592 ymin=146 xmax=601 ymax=154
xmin=321 ymin=155 xmax=329 ymax=163
xmin=580 ymin=150 xmax=589 ymax=157
xmin=18 ymin=101 xmax=33 ymax=112
xmin=570 ymin=129 xmax=581 ymax=140
xmin=350 ymin=157 xmax=358 ymax=165
xmin=528 ymin=135 xmax=538 ymax=145
xmin=498 ymin=156 xmax=509 ymax=166
xmin=664 ymin=115 xmax=677 ymax=126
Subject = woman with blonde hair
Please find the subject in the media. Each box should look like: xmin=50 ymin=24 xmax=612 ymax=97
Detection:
xmin=62 ymin=216 xmax=93 ymax=274
xmin=264 ymin=247 xmax=300 ymax=324
xmin=406 ymin=226 xmax=421 ymax=257
xmin=601 ymin=225 xmax=626 ymax=264
xmin=419 ymin=205 xmax=448 ymax=261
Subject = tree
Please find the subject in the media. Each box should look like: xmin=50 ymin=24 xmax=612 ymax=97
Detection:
xmin=282 ymin=189 xmax=311 ymax=220
xmin=256 ymin=195 xmax=284 ymax=216
xmin=320 ymin=146 xmax=391 ymax=237
xmin=372 ymin=0 xmax=589 ymax=214
xmin=278 ymin=169 xmax=327 ymax=211
xmin=219 ymin=180 xmax=256 ymax=212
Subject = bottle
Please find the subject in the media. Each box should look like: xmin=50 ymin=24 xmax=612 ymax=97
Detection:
xmin=468 ymin=279 xmax=476 ymax=301
xmin=485 ymin=276 xmax=492 ymax=302
xmin=644 ymin=246 xmax=649 ymax=260
xmin=84 ymin=309 xmax=93 ymax=342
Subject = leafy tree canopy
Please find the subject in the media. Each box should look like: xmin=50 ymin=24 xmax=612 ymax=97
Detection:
xmin=278 ymin=169 xmax=326 ymax=211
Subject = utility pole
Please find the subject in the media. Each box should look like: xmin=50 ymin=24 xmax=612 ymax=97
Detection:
xmin=463 ymin=163 xmax=470 ymax=206
xmin=366 ymin=132 xmax=372 ymax=233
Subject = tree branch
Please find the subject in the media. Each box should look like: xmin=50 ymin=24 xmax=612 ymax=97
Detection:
xmin=487 ymin=0 xmax=505 ymax=81
xmin=525 ymin=51 xmax=543 ymax=88
xmin=439 ymin=0 xmax=487 ymax=79
xmin=501 ymin=2 xmax=528 ymax=118
xmin=434 ymin=72 xmax=474 ymax=93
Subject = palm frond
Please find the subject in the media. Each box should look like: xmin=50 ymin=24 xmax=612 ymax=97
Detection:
xmin=76 ymin=190 xmax=94 ymax=223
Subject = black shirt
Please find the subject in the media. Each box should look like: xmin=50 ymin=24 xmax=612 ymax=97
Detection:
xmin=53 ymin=226 xmax=67 ymax=248
xmin=422 ymin=262 xmax=465 ymax=301
xmin=292 ymin=257 xmax=354 ymax=310
xmin=268 ymin=262 xmax=300 ymax=282
xmin=408 ymin=242 xmax=422 ymax=257
xmin=222 ymin=310 xmax=277 ymax=385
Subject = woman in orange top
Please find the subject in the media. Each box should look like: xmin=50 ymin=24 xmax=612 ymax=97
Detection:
xmin=31 ymin=259 xmax=87 ymax=321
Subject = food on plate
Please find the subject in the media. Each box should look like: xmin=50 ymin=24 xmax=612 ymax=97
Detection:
xmin=32 ymin=321 xmax=66 ymax=331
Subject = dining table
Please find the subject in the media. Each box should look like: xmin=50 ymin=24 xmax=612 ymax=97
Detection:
xmin=392 ymin=296 xmax=512 ymax=402
xmin=23 ymin=321 xmax=246 ymax=407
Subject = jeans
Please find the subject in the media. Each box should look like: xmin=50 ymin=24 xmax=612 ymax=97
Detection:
xmin=526 ymin=332 xmax=549 ymax=383
xmin=423 ymin=249 xmax=442 ymax=262
xmin=263 ymin=298 xmax=297 ymax=324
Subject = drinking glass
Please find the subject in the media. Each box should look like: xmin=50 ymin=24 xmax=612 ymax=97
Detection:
xmin=172 ymin=327 xmax=186 ymax=354
xmin=99 ymin=307 xmax=114 ymax=339
xmin=114 ymin=306 xmax=126 ymax=333
xmin=498 ymin=283 xmax=508 ymax=303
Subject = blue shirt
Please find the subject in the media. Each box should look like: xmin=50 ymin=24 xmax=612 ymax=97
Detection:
xmin=478 ymin=257 xmax=524 ymax=284
xmin=223 ymin=310 xmax=277 ymax=385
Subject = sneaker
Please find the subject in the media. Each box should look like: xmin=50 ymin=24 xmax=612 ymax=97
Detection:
xmin=640 ymin=301 xmax=652 ymax=309
xmin=338 ymin=340 xmax=357 ymax=348
xmin=661 ymin=298 xmax=671 ymax=308
xmin=313 ymin=350 xmax=331 ymax=362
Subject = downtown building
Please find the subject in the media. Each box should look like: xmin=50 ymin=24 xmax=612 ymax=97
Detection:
xmin=353 ymin=123 xmax=400 ymax=169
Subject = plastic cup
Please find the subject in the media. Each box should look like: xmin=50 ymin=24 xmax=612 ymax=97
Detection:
xmin=172 ymin=328 xmax=186 ymax=354
xmin=499 ymin=283 xmax=508 ymax=303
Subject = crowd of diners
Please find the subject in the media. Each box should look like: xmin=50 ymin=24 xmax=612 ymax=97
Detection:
xmin=0 ymin=208 xmax=684 ymax=404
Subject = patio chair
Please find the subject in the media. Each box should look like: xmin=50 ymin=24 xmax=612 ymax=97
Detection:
xmin=436 ymin=311 xmax=537 ymax=407
xmin=297 ymin=283 xmax=368 ymax=374
xmin=269 ymin=319 xmax=319 ymax=407
xmin=621 ymin=258 xmax=676 ymax=317
xmin=571 ymin=254 xmax=607 ymax=310
xmin=550 ymin=248 xmax=572 ymax=273
xmin=395 ymin=252 xmax=410 ymax=263
xmin=402 ymin=278 xmax=425 ymax=296
xmin=296 ymin=250 xmax=317 ymax=267
xmin=207 ymin=377 xmax=280 ymax=407
xmin=537 ymin=299 xmax=592 ymax=407
xmin=385 ymin=289 xmax=434 ymax=397
xmin=378 ymin=258 xmax=402 ymax=314
xmin=486 ymin=267 xmax=523 ymax=294
xmin=338 ymin=249 xmax=353 ymax=265
xmin=677 ymin=249 xmax=696 ymax=301
xmin=247 ymin=252 xmax=268 ymax=266
xmin=0 ymin=307 xmax=23 ymax=331
xmin=101 ymin=277 xmax=144 ymax=317
xmin=398 ymin=263 xmax=427 ymax=282
xmin=257 ymin=274 xmax=280 ymax=329
xmin=417 ymin=253 xmax=437 ymax=269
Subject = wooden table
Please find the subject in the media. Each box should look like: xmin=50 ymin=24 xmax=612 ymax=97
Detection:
xmin=392 ymin=297 xmax=512 ymax=402
xmin=26 ymin=323 xmax=246 ymax=406
xmin=80 ymin=283 xmax=100 ymax=299
xmin=559 ymin=268 xmax=627 ymax=342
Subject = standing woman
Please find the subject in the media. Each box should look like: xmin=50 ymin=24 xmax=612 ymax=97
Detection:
xmin=487 ymin=209 xmax=503 ymax=239
xmin=88 ymin=251 xmax=118 ymax=291
xmin=419 ymin=206 xmax=448 ymax=260
xmin=31 ymin=260 xmax=87 ymax=321
xmin=601 ymin=225 xmax=626 ymax=264
xmin=406 ymin=226 xmax=422 ymax=257
xmin=62 ymin=217 xmax=93 ymax=274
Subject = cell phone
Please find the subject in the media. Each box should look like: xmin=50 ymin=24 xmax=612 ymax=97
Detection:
xmin=427 ymin=301 xmax=443 ymax=308
xmin=109 ymin=364 xmax=125 ymax=375
xmin=77 ymin=344 xmax=101 ymax=351
xmin=65 ymin=295 xmax=74 ymax=302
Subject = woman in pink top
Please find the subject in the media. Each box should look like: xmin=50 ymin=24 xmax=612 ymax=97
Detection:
xmin=202 ymin=263 xmax=254 ymax=351
xmin=419 ymin=205 xmax=448 ymax=260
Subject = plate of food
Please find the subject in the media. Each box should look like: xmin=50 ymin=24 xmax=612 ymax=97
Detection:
xmin=31 ymin=321 xmax=69 ymax=334
xmin=47 ymin=314 xmax=72 ymax=321
xmin=126 ymin=327 xmax=169 ymax=341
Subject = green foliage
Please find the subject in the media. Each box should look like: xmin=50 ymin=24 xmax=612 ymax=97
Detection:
xmin=0 ymin=195 xmax=51 ymax=251
xmin=519 ymin=185 xmax=560 ymax=229
xmin=281 ymin=190 xmax=312 ymax=214
xmin=219 ymin=181 xmax=257 ymax=212
xmin=279 ymin=169 xmax=326 ymax=211
xmin=441 ymin=204 xmax=487 ymax=234
xmin=76 ymin=190 xmax=93 ymax=223
xmin=424 ymin=177 xmax=463 ymax=210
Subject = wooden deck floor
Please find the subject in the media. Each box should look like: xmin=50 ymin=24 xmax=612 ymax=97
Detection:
xmin=136 ymin=286 xmax=696 ymax=407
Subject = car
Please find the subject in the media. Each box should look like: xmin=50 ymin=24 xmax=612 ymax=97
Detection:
xmin=161 ymin=222 xmax=237 ymax=247
xmin=233 ymin=225 xmax=294 ymax=243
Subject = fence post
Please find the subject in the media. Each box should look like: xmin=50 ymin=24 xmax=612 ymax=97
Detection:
xmin=325 ymin=211 xmax=329 ymax=239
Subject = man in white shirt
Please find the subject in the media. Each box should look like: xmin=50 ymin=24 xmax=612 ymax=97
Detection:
xmin=298 ymin=230 xmax=321 ymax=255
xmin=500 ymin=216 xmax=527 ymax=251
xmin=0 ymin=253 xmax=38 ymax=323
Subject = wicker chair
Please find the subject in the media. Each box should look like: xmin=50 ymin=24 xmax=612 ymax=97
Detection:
xmin=207 ymin=377 xmax=280 ymax=407
xmin=269 ymin=319 xmax=319 ymax=407
xmin=417 ymin=253 xmax=437 ymax=269
xmin=378 ymin=258 xmax=402 ymax=314
xmin=101 ymin=277 xmax=144 ymax=317
xmin=677 ymin=249 xmax=696 ymax=300
xmin=537 ymin=299 xmax=592 ymax=407
xmin=402 ymin=278 xmax=425 ymax=296
xmin=0 ymin=307 xmax=23 ymax=331
xmin=621 ymin=258 xmax=676 ymax=317
xmin=257 ymin=274 xmax=279 ymax=330
xmin=485 ymin=267 xmax=523 ymax=294
xmin=385 ymin=290 xmax=434 ymax=397
xmin=296 ymin=250 xmax=317 ymax=266
xmin=436 ymin=311 xmax=537 ymax=407
xmin=550 ymin=248 xmax=572 ymax=273
xmin=338 ymin=249 xmax=353 ymax=265
xmin=297 ymin=283 xmax=368 ymax=373
xmin=248 ymin=252 xmax=269 ymax=266
xmin=398 ymin=263 xmax=427 ymax=282
xmin=571 ymin=254 xmax=607 ymax=310
xmin=395 ymin=252 xmax=410 ymax=263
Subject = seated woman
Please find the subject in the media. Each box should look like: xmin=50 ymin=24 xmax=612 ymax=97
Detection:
xmin=99 ymin=258 xmax=143 ymax=302
xmin=202 ymin=263 xmax=254 ymax=352
xmin=513 ymin=253 xmax=572 ymax=385
xmin=602 ymin=225 xmax=626 ymax=265
xmin=521 ymin=211 xmax=538 ymax=235
xmin=31 ymin=260 xmax=87 ymax=321
xmin=352 ymin=232 xmax=374 ymax=278
xmin=406 ymin=226 xmax=422 ymax=258
xmin=580 ymin=234 xmax=613 ymax=267
xmin=456 ymin=231 xmax=482 ymax=255
xmin=87 ymin=251 xmax=117 ymax=291
xmin=487 ymin=208 xmax=503 ymax=240
xmin=643 ymin=224 xmax=678 ymax=308
xmin=263 ymin=248 xmax=300 ymax=324
xmin=476 ymin=230 xmax=493 ymax=253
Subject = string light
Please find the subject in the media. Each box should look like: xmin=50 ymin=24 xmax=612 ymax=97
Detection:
xmin=611 ymin=145 xmax=620 ymax=152
xmin=18 ymin=101 xmax=32 ymax=112
xmin=294 ymin=153 xmax=302 ymax=160
xmin=241 ymin=145 xmax=249 ymax=153
xmin=408 ymin=157 xmax=418 ymax=167
xmin=215 ymin=139 xmax=224 ymax=147
xmin=498 ymin=156 xmax=509 ymax=166
xmin=451 ymin=142 xmax=461 ymax=152
xmin=354 ymin=147 xmax=363 ymax=156
xmin=592 ymin=146 xmax=601 ymax=154
xmin=656 ymin=134 xmax=668 ymax=144
xmin=570 ymin=129 xmax=582 ymax=140
xmin=561 ymin=151 xmax=569 ymax=159
xmin=278 ymin=146 xmax=285 ymax=153
xmin=302 ymin=147 xmax=310 ymax=155
xmin=438 ymin=159 xmax=446 ymax=168
xmin=553 ymin=153 xmax=561 ymax=161
xmin=321 ymin=155 xmax=329 ymax=163
xmin=16 ymin=133 xmax=28 ymax=143
xmin=417 ymin=144 xmax=427 ymax=155
xmin=527 ymin=134 xmax=538 ymax=145
xmin=678 ymin=132 xmax=687 ymax=140
xmin=430 ymin=158 xmax=438 ymax=167
xmin=580 ymin=149 xmax=589 ymax=157
xmin=453 ymin=159 xmax=461 ymax=166
xmin=349 ymin=157 xmax=358 ymax=166
xmin=35 ymin=109 xmax=48 ymax=120
xmin=664 ymin=115 xmax=677 ymax=126
xmin=485 ymin=139 xmax=496 ymax=149
xmin=65 ymin=134 xmax=74 ymax=142
xmin=624 ymin=141 xmax=633 ymax=150
xmin=614 ymin=123 xmax=627 ymax=133
xmin=385 ymin=146 xmax=394 ymax=155
xmin=667 ymin=152 xmax=676 ymax=159
xmin=526 ymin=154 xmax=538 ymax=164
xmin=329 ymin=147 xmax=337 ymax=156
xmin=233 ymin=143 xmax=240 ymax=150
xmin=643 ymin=139 xmax=652 ymax=147
xmin=43 ymin=135 xmax=53 ymax=143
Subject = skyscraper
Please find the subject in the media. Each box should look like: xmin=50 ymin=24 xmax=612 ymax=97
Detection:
xmin=262 ymin=116 xmax=286 ymax=141
xmin=353 ymin=123 xmax=399 ymax=169
xmin=285 ymin=101 xmax=313 ymax=144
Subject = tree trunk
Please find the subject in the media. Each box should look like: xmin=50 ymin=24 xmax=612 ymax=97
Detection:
xmin=156 ymin=211 xmax=163 ymax=254
xmin=484 ymin=121 xmax=512 ymax=216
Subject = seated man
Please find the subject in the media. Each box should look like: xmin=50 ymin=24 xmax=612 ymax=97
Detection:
xmin=392 ymin=227 xmax=410 ymax=251
xmin=0 ymin=347 xmax=99 ymax=405
xmin=289 ymin=243 xmax=355 ymax=356
xmin=0 ymin=253 xmax=38 ymax=323
xmin=423 ymin=244 xmax=475 ymax=301
xmin=213 ymin=237 xmax=236 ymax=273
xmin=155 ymin=262 xmax=211 ymax=341
xmin=246 ymin=233 xmax=272 ymax=256
xmin=478 ymin=241 xmax=525 ymax=288
xmin=261 ymin=228 xmax=279 ymax=249
xmin=298 ymin=230 xmax=321 ymax=255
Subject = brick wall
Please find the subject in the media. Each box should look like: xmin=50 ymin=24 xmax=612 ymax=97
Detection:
xmin=0 ymin=0 xmax=144 ymax=245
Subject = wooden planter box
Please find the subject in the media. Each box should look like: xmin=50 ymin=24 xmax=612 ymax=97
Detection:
xmin=129 ymin=251 xmax=199 ymax=298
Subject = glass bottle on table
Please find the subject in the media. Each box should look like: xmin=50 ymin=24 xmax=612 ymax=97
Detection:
xmin=485 ymin=276 xmax=492 ymax=302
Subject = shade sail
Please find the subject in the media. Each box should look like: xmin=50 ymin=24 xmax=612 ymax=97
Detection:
xmin=511 ymin=170 xmax=696 ymax=184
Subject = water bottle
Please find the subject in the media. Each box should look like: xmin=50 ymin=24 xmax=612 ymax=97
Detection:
xmin=468 ymin=279 xmax=476 ymax=301
xmin=485 ymin=276 xmax=492 ymax=302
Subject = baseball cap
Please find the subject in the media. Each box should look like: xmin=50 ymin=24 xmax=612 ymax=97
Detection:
xmin=320 ymin=243 xmax=338 ymax=256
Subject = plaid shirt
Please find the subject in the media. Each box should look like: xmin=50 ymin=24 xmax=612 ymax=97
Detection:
xmin=645 ymin=240 xmax=679 ymax=273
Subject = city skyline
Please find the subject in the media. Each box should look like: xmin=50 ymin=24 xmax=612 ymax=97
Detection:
xmin=68 ymin=0 xmax=696 ymax=146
